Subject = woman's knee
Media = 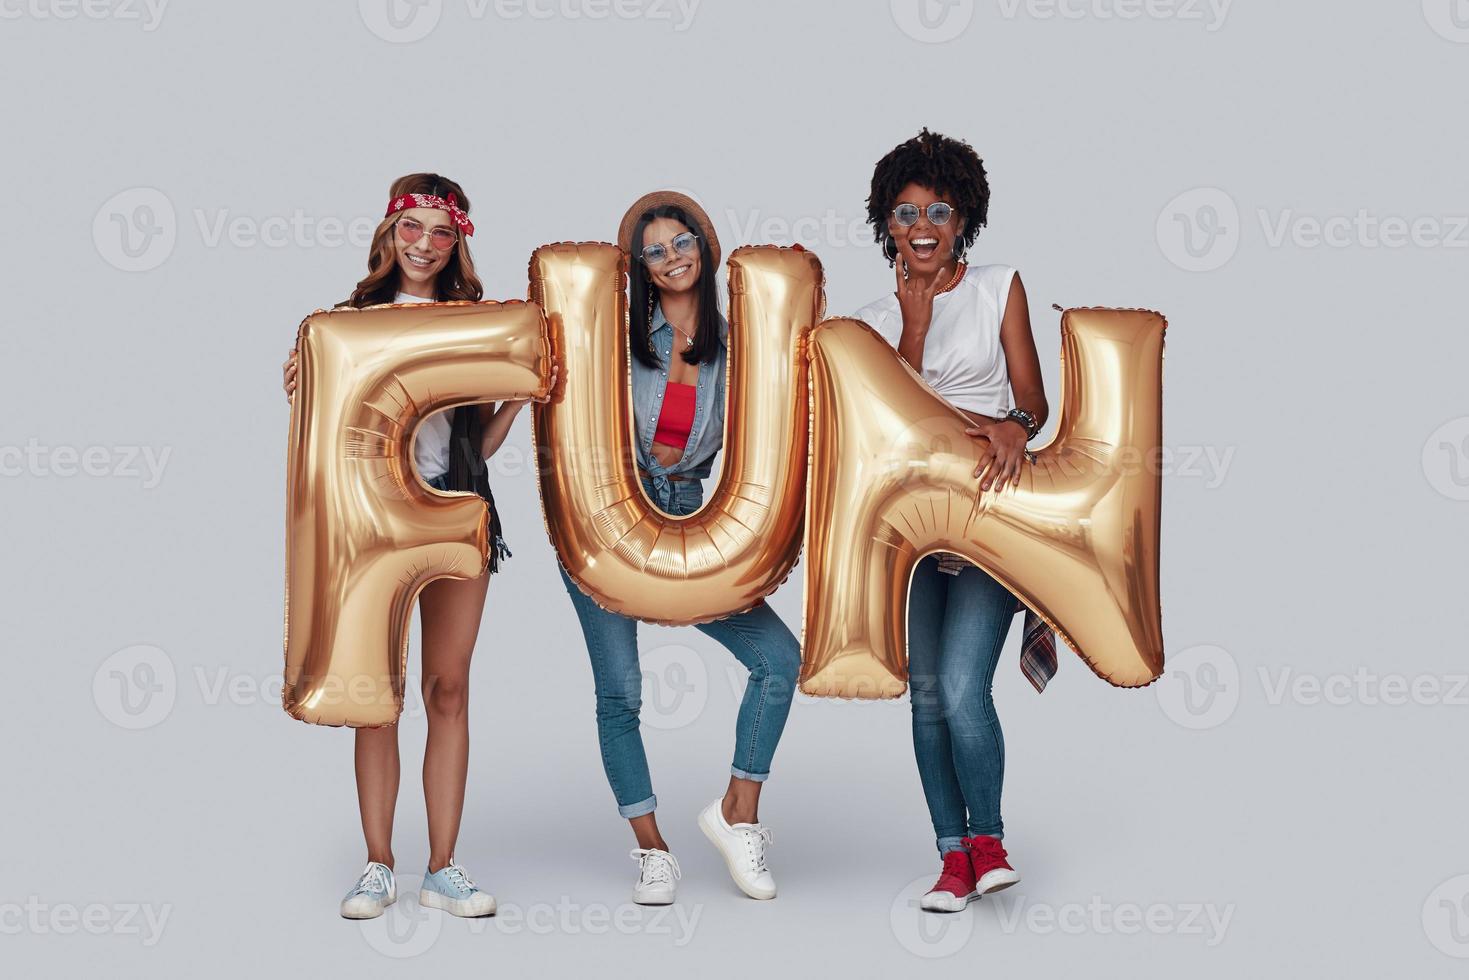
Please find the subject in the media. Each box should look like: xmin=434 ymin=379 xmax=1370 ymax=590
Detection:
xmin=909 ymin=667 xmax=946 ymax=719
xmin=424 ymin=674 xmax=469 ymax=720
xmin=594 ymin=683 xmax=642 ymax=727
xmin=937 ymin=674 xmax=997 ymax=736
xmin=774 ymin=636 xmax=802 ymax=686
xmin=750 ymin=634 xmax=802 ymax=696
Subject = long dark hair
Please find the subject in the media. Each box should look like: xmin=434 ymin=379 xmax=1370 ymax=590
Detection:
xmin=627 ymin=204 xmax=722 ymax=370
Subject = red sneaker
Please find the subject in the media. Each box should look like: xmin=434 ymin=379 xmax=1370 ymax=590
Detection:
xmin=964 ymin=836 xmax=1021 ymax=895
xmin=919 ymin=850 xmax=978 ymax=912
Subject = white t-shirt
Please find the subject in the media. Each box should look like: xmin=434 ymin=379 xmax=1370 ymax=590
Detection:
xmin=852 ymin=264 xmax=1017 ymax=418
xmin=395 ymin=292 xmax=454 ymax=482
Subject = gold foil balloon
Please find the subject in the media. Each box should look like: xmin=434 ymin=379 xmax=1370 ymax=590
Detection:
xmin=283 ymin=300 xmax=549 ymax=727
xmin=801 ymin=308 xmax=1166 ymax=698
xmin=531 ymin=242 xmax=820 ymax=624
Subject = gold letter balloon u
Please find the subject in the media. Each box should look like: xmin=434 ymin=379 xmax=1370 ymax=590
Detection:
xmin=531 ymin=243 xmax=820 ymax=625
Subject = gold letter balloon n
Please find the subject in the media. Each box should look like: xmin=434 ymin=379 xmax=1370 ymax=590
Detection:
xmin=801 ymin=308 xmax=1167 ymax=697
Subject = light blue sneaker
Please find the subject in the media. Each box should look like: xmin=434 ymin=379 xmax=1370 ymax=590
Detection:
xmin=340 ymin=862 xmax=396 ymax=919
xmin=419 ymin=862 xmax=496 ymax=917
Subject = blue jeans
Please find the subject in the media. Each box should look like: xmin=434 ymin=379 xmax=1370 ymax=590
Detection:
xmin=908 ymin=554 xmax=1017 ymax=854
xmin=559 ymin=477 xmax=802 ymax=818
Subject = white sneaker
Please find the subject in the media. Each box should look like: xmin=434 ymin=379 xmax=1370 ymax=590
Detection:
xmin=630 ymin=848 xmax=681 ymax=905
xmin=697 ymin=798 xmax=776 ymax=900
xmin=340 ymin=862 xmax=396 ymax=919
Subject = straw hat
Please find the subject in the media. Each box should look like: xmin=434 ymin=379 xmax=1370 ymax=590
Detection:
xmin=617 ymin=189 xmax=721 ymax=269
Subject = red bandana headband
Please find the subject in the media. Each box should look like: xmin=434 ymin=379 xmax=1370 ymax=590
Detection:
xmin=385 ymin=192 xmax=475 ymax=237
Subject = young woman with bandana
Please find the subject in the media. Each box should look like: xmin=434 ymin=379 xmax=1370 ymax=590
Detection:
xmin=281 ymin=173 xmax=543 ymax=920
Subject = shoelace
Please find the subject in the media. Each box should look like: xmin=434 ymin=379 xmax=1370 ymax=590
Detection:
xmin=737 ymin=826 xmax=773 ymax=873
xmin=630 ymin=849 xmax=682 ymax=886
xmin=962 ymin=836 xmax=1007 ymax=862
xmin=962 ymin=836 xmax=1010 ymax=873
xmin=441 ymin=864 xmax=476 ymax=894
xmin=353 ymin=863 xmax=390 ymax=896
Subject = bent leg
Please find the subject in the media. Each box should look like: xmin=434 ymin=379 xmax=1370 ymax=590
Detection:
xmin=694 ymin=600 xmax=802 ymax=787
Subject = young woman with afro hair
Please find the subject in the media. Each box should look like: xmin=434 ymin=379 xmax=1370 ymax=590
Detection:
xmin=853 ymin=130 xmax=1051 ymax=913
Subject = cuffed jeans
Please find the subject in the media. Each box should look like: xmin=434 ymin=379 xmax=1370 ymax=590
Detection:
xmin=559 ymin=477 xmax=801 ymax=819
xmin=908 ymin=554 xmax=1018 ymax=854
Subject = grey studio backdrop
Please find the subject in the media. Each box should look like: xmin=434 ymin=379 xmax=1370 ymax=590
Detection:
xmin=2 ymin=1 xmax=1466 ymax=976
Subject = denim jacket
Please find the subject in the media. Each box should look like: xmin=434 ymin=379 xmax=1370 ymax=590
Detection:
xmin=630 ymin=303 xmax=729 ymax=508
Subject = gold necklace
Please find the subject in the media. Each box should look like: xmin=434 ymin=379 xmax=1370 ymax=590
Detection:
xmin=936 ymin=262 xmax=966 ymax=295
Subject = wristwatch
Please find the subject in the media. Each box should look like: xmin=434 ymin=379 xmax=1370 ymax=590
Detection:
xmin=1003 ymin=407 xmax=1040 ymax=441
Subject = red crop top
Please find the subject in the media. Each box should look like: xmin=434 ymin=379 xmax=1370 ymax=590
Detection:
xmin=653 ymin=382 xmax=697 ymax=449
